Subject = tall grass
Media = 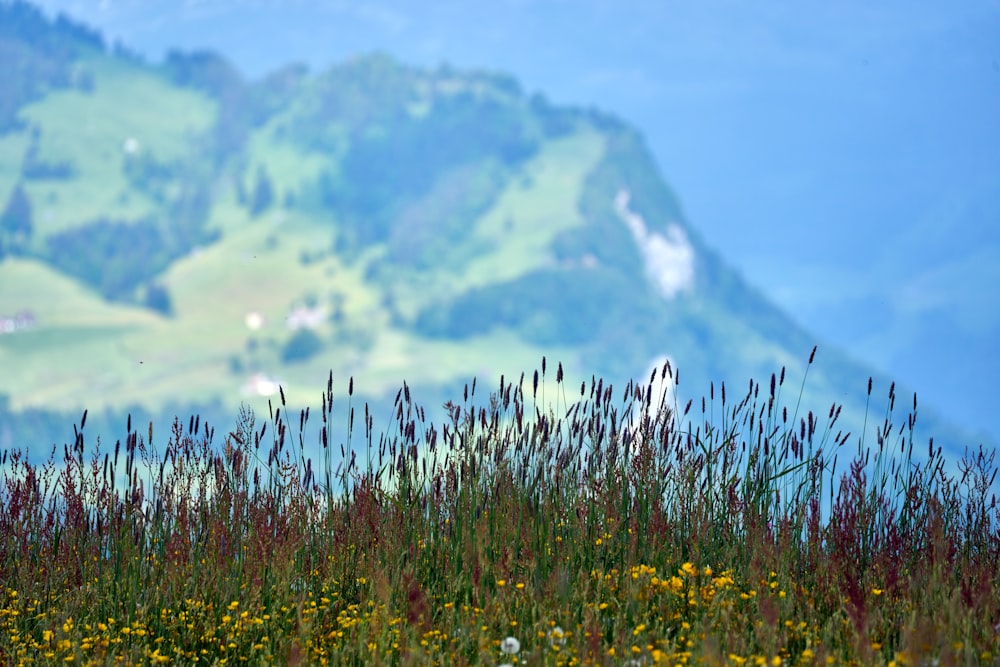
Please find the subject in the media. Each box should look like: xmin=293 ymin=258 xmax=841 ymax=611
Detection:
xmin=1 ymin=350 xmax=998 ymax=665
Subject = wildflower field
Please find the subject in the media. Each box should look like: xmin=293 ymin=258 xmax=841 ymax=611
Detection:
xmin=2 ymin=351 xmax=998 ymax=665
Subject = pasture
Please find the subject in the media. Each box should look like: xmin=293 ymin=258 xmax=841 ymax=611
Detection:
xmin=1 ymin=354 xmax=997 ymax=665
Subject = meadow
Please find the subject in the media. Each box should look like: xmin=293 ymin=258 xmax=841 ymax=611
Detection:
xmin=1 ymin=351 xmax=997 ymax=665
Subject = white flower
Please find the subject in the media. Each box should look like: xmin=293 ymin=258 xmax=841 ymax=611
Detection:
xmin=548 ymin=625 xmax=566 ymax=646
xmin=500 ymin=636 xmax=521 ymax=655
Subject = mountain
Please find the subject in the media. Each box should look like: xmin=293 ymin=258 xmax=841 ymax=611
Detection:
xmin=0 ymin=3 xmax=985 ymax=467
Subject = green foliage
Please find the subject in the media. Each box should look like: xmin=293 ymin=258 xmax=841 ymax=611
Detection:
xmin=384 ymin=160 xmax=508 ymax=269
xmin=169 ymin=182 xmax=217 ymax=246
xmin=554 ymin=127 xmax=686 ymax=273
xmin=121 ymin=150 xmax=180 ymax=198
xmin=45 ymin=217 xmax=168 ymax=300
xmin=26 ymin=125 xmax=220 ymax=301
xmin=162 ymin=48 xmax=305 ymax=160
xmin=163 ymin=48 xmax=243 ymax=97
xmin=142 ymin=281 xmax=174 ymax=317
xmin=163 ymin=48 xmax=253 ymax=157
xmin=328 ymin=91 xmax=539 ymax=247
xmin=415 ymin=265 xmax=662 ymax=353
xmin=0 ymin=1 xmax=103 ymax=130
xmin=294 ymin=53 xmax=418 ymax=147
xmin=42 ymin=146 xmax=217 ymax=301
xmin=529 ymin=92 xmax=578 ymax=138
xmin=249 ymin=165 xmax=274 ymax=217
xmin=280 ymin=328 xmax=324 ymax=363
xmin=249 ymin=63 xmax=310 ymax=121
xmin=119 ymin=150 xmax=218 ymax=249
xmin=0 ymin=182 xmax=33 ymax=251
xmin=409 ymin=127 xmax=690 ymax=368
xmin=21 ymin=132 xmax=76 ymax=180
xmin=309 ymin=57 xmax=542 ymax=250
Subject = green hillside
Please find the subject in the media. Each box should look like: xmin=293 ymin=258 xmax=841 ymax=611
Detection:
xmin=0 ymin=3 xmax=981 ymax=463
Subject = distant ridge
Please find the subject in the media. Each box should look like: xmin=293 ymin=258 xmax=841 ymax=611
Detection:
xmin=0 ymin=2 xmax=987 ymax=466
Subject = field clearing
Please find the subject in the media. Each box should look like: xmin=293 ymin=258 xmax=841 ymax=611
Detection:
xmin=0 ymin=258 xmax=161 ymax=325
xmin=2 ymin=200 xmax=583 ymax=416
xmin=0 ymin=258 xmax=164 ymax=409
xmin=15 ymin=54 xmax=217 ymax=234
xmin=382 ymin=128 xmax=604 ymax=327
xmin=457 ymin=128 xmax=605 ymax=289
xmin=243 ymin=108 xmax=336 ymax=205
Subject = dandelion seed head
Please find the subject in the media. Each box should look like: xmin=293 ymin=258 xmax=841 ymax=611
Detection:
xmin=500 ymin=636 xmax=521 ymax=655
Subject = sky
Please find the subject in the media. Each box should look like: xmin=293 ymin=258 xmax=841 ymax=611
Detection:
xmin=31 ymin=0 xmax=1000 ymax=445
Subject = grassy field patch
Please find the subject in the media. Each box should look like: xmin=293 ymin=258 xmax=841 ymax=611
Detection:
xmin=1 ymin=355 xmax=996 ymax=665
xmin=15 ymin=54 xmax=216 ymax=234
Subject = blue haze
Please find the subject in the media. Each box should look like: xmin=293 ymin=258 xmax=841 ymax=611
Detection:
xmin=31 ymin=0 xmax=1000 ymax=446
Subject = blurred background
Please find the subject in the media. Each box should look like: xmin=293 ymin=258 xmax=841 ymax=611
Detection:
xmin=3 ymin=0 xmax=998 ymax=454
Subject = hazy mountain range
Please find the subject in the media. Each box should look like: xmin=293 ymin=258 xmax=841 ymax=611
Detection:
xmin=0 ymin=1 xmax=993 ymax=466
xmin=24 ymin=0 xmax=1000 ymax=448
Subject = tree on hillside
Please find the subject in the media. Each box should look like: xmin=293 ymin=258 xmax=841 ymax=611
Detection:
xmin=249 ymin=166 xmax=274 ymax=217
xmin=0 ymin=2 xmax=105 ymax=131
xmin=46 ymin=217 xmax=168 ymax=301
xmin=0 ymin=183 xmax=34 ymax=253
xmin=281 ymin=328 xmax=323 ymax=363
xmin=143 ymin=282 xmax=174 ymax=317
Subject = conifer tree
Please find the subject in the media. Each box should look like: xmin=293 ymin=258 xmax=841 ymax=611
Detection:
xmin=0 ymin=183 xmax=33 ymax=253
xmin=249 ymin=166 xmax=274 ymax=217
